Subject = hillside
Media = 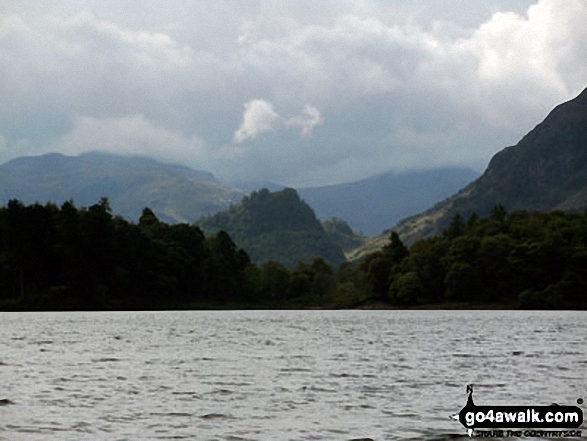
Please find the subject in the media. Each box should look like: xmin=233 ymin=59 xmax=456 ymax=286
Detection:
xmin=297 ymin=167 xmax=479 ymax=236
xmin=197 ymin=188 xmax=346 ymax=267
xmin=0 ymin=152 xmax=244 ymax=223
xmin=351 ymin=86 xmax=587 ymax=257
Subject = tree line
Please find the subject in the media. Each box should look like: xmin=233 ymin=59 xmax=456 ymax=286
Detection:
xmin=359 ymin=205 xmax=587 ymax=309
xmin=1 ymin=199 xmax=586 ymax=310
xmin=0 ymin=199 xmax=250 ymax=310
xmin=0 ymin=199 xmax=343 ymax=310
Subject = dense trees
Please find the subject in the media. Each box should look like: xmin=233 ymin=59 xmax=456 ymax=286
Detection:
xmin=0 ymin=201 xmax=256 ymax=310
xmin=0 ymin=200 xmax=355 ymax=310
xmin=197 ymin=188 xmax=346 ymax=267
xmin=1 ymin=199 xmax=586 ymax=310
xmin=357 ymin=208 xmax=587 ymax=309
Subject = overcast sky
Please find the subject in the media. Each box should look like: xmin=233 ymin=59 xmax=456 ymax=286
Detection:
xmin=1 ymin=1 xmax=586 ymax=186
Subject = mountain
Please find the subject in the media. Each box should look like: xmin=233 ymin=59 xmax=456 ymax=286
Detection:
xmin=197 ymin=188 xmax=346 ymax=267
xmin=322 ymin=218 xmax=366 ymax=253
xmin=297 ymin=167 xmax=479 ymax=236
xmin=354 ymin=86 xmax=587 ymax=254
xmin=0 ymin=152 xmax=244 ymax=223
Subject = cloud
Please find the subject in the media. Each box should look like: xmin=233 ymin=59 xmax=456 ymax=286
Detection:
xmin=286 ymin=105 xmax=324 ymax=137
xmin=0 ymin=0 xmax=586 ymax=186
xmin=57 ymin=114 xmax=206 ymax=162
xmin=233 ymin=99 xmax=280 ymax=144
xmin=233 ymin=100 xmax=323 ymax=143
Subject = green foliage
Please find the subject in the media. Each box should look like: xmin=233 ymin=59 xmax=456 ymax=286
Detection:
xmin=389 ymin=271 xmax=423 ymax=305
xmin=382 ymin=231 xmax=409 ymax=264
xmin=322 ymin=218 xmax=365 ymax=252
xmin=3 ymin=199 xmax=586 ymax=310
xmin=359 ymin=231 xmax=409 ymax=299
xmin=0 ymin=199 xmax=256 ymax=310
xmin=357 ymin=206 xmax=587 ymax=309
xmin=0 ymin=198 xmax=362 ymax=310
xmin=197 ymin=188 xmax=345 ymax=267
xmin=260 ymin=261 xmax=290 ymax=299
xmin=286 ymin=257 xmax=337 ymax=300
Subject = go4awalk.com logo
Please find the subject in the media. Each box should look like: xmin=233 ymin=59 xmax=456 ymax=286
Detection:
xmin=450 ymin=385 xmax=584 ymax=438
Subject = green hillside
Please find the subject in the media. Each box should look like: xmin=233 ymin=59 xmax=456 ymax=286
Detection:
xmin=197 ymin=188 xmax=346 ymax=267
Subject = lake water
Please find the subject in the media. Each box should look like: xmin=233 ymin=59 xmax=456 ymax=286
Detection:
xmin=0 ymin=310 xmax=585 ymax=440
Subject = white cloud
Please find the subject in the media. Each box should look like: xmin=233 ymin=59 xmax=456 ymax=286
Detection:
xmin=233 ymin=100 xmax=325 ymax=143
xmin=57 ymin=114 xmax=206 ymax=161
xmin=286 ymin=105 xmax=324 ymax=137
xmin=233 ymin=99 xmax=280 ymax=144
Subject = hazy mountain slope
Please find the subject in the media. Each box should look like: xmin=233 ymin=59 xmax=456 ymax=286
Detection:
xmin=0 ymin=152 xmax=244 ymax=223
xmin=229 ymin=180 xmax=285 ymax=193
xmin=297 ymin=167 xmax=479 ymax=236
xmin=354 ymin=86 xmax=587 ymax=254
xmin=197 ymin=188 xmax=346 ymax=267
xmin=322 ymin=218 xmax=366 ymax=254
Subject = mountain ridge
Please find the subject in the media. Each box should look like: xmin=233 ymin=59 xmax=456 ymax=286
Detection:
xmin=356 ymin=86 xmax=587 ymax=253
xmin=0 ymin=152 xmax=244 ymax=224
xmin=297 ymin=167 xmax=480 ymax=236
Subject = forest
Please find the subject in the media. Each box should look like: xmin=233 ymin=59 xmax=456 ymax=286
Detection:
xmin=360 ymin=206 xmax=587 ymax=309
xmin=1 ymin=199 xmax=586 ymax=310
xmin=197 ymin=188 xmax=346 ymax=267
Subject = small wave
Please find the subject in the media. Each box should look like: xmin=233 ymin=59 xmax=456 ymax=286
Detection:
xmin=150 ymin=412 xmax=193 ymax=418
xmin=279 ymin=367 xmax=312 ymax=373
xmin=344 ymin=404 xmax=376 ymax=411
xmin=172 ymin=391 xmax=202 ymax=398
xmin=306 ymin=385 xmax=337 ymax=393
xmin=212 ymin=381 xmax=252 ymax=387
xmin=552 ymin=350 xmax=582 ymax=356
xmin=91 ymin=357 xmax=121 ymax=363
xmin=207 ymin=388 xmax=233 ymax=395
xmin=329 ymin=372 xmax=359 ymax=378
xmin=199 ymin=413 xmax=234 ymax=420
xmin=153 ymin=436 xmax=192 ymax=440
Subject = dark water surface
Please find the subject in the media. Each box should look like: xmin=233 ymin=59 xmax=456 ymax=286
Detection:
xmin=0 ymin=310 xmax=585 ymax=440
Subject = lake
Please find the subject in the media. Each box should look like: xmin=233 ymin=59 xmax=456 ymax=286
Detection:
xmin=0 ymin=310 xmax=585 ymax=440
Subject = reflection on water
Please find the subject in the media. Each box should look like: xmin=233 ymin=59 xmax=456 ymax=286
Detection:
xmin=0 ymin=310 xmax=585 ymax=440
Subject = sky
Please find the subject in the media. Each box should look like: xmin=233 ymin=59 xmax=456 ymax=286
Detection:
xmin=1 ymin=1 xmax=586 ymax=187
